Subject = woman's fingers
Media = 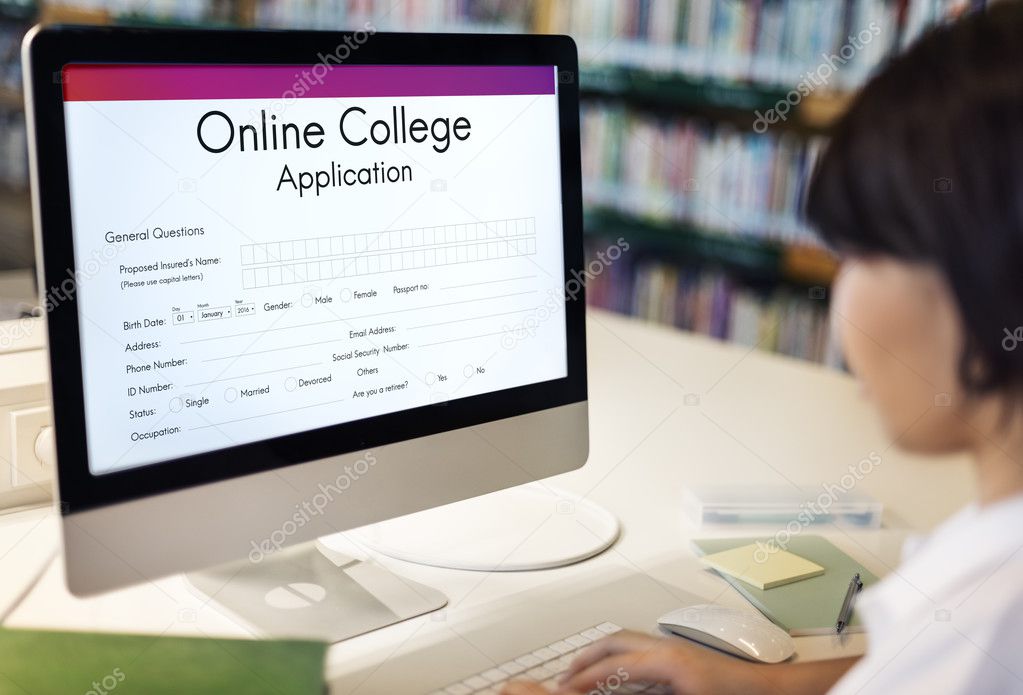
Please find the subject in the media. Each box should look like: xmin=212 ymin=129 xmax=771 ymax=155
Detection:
xmin=500 ymin=681 xmax=580 ymax=695
xmin=565 ymin=630 xmax=664 ymax=677
xmin=500 ymin=636 xmax=663 ymax=695
xmin=560 ymin=652 xmax=674 ymax=694
xmin=500 ymin=681 xmax=551 ymax=695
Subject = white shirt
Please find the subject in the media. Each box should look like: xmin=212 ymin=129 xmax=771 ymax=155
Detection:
xmin=829 ymin=493 xmax=1023 ymax=694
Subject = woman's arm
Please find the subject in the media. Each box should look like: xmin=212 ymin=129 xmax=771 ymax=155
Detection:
xmin=502 ymin=630 xmax=859 ymax=695
xmin=751 ymin=657 xmax=860 ymax=695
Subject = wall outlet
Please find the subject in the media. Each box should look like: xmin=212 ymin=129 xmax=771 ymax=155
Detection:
xmin=8 ymin=404 xmax=53 ymax=491
xmin=0 ymin=317 xmax=52 ymax=509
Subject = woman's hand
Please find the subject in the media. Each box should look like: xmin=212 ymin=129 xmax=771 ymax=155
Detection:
xmin=501 ymin=683 xmax=579 ymax=695
xmin=501 ymin=630 xmax=762 ymax=695
xmin=500 ymin=630 xmax=858 ymax=695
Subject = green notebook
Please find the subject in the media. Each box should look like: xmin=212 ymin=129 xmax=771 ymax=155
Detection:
xmin=0 ymin=628 xmax=327 ymax=694
xmin=692 ymin=535 xmax=878 ymax=636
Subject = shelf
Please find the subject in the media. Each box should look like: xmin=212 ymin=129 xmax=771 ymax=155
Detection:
xmin=0 ymin=0 xmax=35 ymax=21
xmin=115 ymin=13 xmax=240 ymax=29
xmin=39 ymin=3 xmax=109 ymax=23
xmin=0 ymin=185 xmax=34 ymax=272
xmin=800 ymin=91 xmax=855 ymax=129
xmin=39 ymin=4 xmax=242 ymax=27
xmin=579 ymin=66 xmax=852 ymax=130
xmin=783 ymin=245 xmax=840 ymax=286
xmin=580 ymin=66 xmax=787 ymax=112
xmin=0 ymin=85 xmax=21 ymax=110
xmin=584 ymin=207 xmax=836 ymax=287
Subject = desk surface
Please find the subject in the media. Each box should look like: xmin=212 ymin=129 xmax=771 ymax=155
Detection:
xmin=0 ymin=309 xmax=975 ymax=694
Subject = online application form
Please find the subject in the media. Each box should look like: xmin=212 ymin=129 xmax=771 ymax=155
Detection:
xmin=60 ymin=65 xmax=567 ymax=473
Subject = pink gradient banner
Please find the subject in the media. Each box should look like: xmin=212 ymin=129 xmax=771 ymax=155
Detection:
xmin=62 ymin=64 xmax=557 ymax=102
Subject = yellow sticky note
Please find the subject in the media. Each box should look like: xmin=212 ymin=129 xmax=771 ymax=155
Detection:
xmin=702 ymin=543 xmax=824 ymax=590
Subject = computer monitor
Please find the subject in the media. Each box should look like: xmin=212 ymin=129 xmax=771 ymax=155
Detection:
xmin=23 ymin=26 xmax=589 ymax=614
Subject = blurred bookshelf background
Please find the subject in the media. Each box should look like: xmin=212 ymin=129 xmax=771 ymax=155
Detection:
xmin=0 ymin=0 xmax=981 ymax=363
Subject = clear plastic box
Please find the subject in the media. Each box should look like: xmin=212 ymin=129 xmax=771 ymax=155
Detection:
xmin=682 ymin=484 xmax=884 ymax=529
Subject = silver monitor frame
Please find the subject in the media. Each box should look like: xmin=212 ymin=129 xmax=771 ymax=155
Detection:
xmin=61 ymin=403 xmax=587 ymax=595
xmin=24 ymin=26 xmax=589 ymax=597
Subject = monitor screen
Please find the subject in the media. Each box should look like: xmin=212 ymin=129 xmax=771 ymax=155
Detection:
xmin=59 ymin=64 xmax=568 ymax=475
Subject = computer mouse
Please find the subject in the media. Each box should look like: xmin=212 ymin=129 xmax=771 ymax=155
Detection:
xmin=657 ymin=605 xmax=795 ymax=664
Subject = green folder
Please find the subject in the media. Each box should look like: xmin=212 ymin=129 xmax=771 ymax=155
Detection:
xmin=692 ymin=535 xmax=879 ymax=636
xmin=0 ymin=628 xmax=327 ymax=694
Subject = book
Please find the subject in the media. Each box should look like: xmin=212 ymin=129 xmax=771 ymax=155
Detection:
xmin=543 ymin=0 xmax=907 ymax=89
xmin=580 ymin=102 xmax=828 ymax=247
xmin=0 ymin=628 xmax=327 ymax=694
xmin=701 ymin=543 xmax=826 ymax=590
xmin=583 ymin=240 xmax=841 ymax=366
xmin=692 ymin=535 xmax=879 ymax=635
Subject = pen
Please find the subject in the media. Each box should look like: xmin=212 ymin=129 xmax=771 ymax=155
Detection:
xmin=835 ymin=573 xmax=863 ymax=634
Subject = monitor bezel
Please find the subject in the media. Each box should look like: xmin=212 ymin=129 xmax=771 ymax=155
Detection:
xmin=26 ymin=26 xmax=586 ymax=515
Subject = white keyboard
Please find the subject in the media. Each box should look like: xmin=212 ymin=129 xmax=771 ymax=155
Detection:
xmin=431 ymin=622 xmax=671 ymax=695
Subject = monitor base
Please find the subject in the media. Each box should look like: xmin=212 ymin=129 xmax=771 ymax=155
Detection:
xmin=185 ymin=540 xmax=446 ymax=643
xmin=348 ymin=483 xmax=620 ymax=571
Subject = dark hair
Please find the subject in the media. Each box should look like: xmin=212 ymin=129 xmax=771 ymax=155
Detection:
xmin=806 ymin=1 xmax=1023 ymax=395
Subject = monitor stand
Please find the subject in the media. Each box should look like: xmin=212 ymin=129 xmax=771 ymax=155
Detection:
xmin=186 ymin=484 xmax=618 ymax=642
xmin=348 ymin=483 xmax=620 ymax=571
xmin=185 ymin=539 xmax=447 ymax=643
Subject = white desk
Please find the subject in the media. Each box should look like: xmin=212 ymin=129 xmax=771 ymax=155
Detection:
xmin=0 ymin=309 xmax=975 ymax=693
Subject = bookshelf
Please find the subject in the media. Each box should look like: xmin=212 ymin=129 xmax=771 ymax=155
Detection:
xmin=586 ymin=207 xmax=837 ymax=288
xmin=580 ymin=66 xmax=851 ymax=131
xmin=0 ymin=84 xmax=21 ymax=109
xmin=0 ymin=0 xmax=972 ymax=359
xmin=0 ymin=0 xmax=34 ymax=21
xmin=0 ymin=0 xmax=30 ymax=273
xmin=543 ymin=0 xmax=974 ymax=366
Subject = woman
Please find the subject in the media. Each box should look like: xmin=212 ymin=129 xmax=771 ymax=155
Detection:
xmin=506 ymin=3 xmax=1023 ymax=694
